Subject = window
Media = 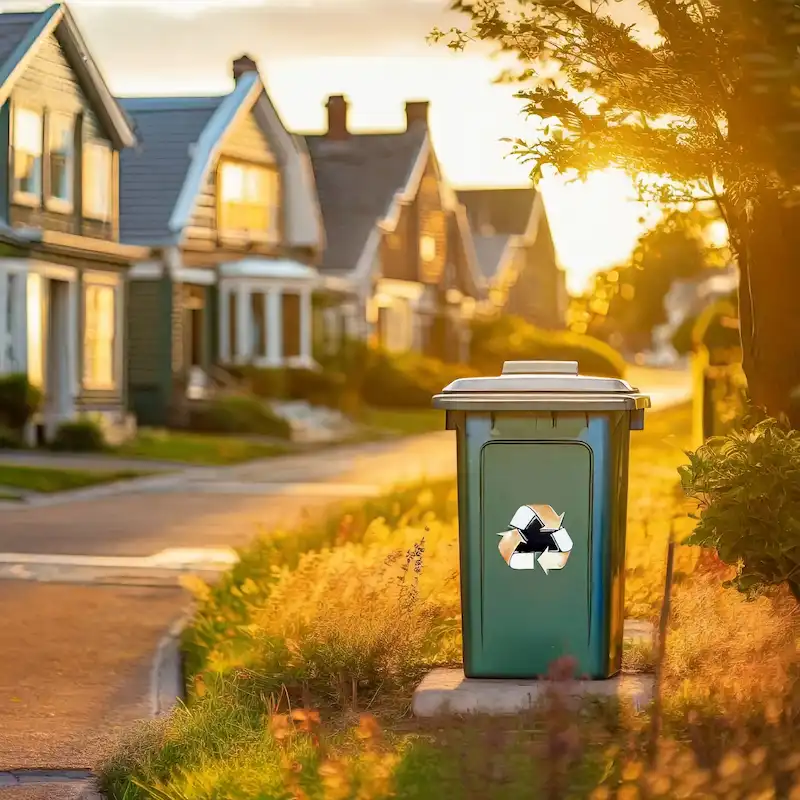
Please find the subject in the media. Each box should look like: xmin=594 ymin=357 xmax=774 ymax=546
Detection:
xmin=83 ymin=141 xmax=112 ymax=221
xmin=218 ymin=160 xmax=279 ymax=237
xmin=83 ymin=283 xmax=117 ymax=389
xmin=420 ymin=234 xmax=436 ymax=263
xmin=13 ymin=108 xmax=43 ymax=201
xmin=47 ymin=113 xmax=74 ymax=208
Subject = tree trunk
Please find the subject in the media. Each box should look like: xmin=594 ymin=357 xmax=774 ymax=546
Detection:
xmin=739 ymin=194 xmax=800 ymax=427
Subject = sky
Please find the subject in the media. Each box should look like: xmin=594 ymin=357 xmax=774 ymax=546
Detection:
xmin=1 ymin=0 xmax=662 ymax=293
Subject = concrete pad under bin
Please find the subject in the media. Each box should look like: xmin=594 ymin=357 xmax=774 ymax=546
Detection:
xmin=413 ymin=618 xmax=656 ymax=718
xmin=412 ymin=669 xmax=655 ymax=717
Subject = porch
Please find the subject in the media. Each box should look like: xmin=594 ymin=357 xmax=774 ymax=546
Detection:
xmin=218 ymin=258 xmax=318 ymax=369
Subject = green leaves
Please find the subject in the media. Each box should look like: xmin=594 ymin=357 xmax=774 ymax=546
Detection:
xmin=681 ymin=410 xmax=800 ymax=602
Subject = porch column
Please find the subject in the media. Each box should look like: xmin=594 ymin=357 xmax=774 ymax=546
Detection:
xmin=236 ymin=283 xmax=249 ymax=363
xmin=300 ymin=287 xmax=312 ymax=363
xmin=266 ymin=288 xmax=282 ymax=366
xmin=67 ymin=279 xmax=79 ymax=400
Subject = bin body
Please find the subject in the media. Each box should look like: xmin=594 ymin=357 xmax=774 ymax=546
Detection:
xmin=434 ymin=361 xmax=649 ymax=680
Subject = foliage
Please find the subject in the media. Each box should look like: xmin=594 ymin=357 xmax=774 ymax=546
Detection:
xmin=0 ymin=424 xmax=23 ymax=449
xmin=187 ymin=394 xmax=292 ymax=439
xmin=471 ymin=313 xmax=626 ymax=378
xmin=226 ymin=365 xmax=348 ymax=409
xmin=680 ymin=409 xmax=800 ymax=602
xmin=432 ymin=0 xmax=800 ymax=422
xmin=579 ymin=211 xmax=719 ymax=352
xmin=0 ymin=373 xmax=41 ymax=432
xmin=693 ymin=298 xmax=741 ymax=355
xmin=182 ymin=478 xmax=459 ymax=680
xmin=49 ymin=419 xmax=107 ymax=453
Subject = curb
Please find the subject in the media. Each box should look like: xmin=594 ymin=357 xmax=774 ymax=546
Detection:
xmin=150 ymin=610 xmax=191 ymax=718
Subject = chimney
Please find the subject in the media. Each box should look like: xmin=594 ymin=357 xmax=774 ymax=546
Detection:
xmin=405 ymin=100 xmax=429 ymax=130
xmin=232 ymin=54 xmax=259 ymax=82
xmin=326 ymin=95 xmax=349 ymax=140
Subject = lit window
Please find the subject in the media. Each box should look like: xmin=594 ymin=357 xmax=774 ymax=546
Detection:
xmin=13 ymin=108 xmax=42 ymax=200
xmin=420 ymin=234 xmax=436 ymax=262
xmin=218 ymin=159 xmax=279 ymax=237
xmin=83 ymin=283 xmax=117 ymax=389
xmin=83 ymin=141 xmax=112 ymax=221
xmin=48 ymin=113 xmax=74 ymax=207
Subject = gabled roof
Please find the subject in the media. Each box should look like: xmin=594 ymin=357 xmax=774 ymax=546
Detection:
xmin=305 ymin=127 xmax=428 ymax=273
xmin=457 ymin=187 xmax=546 ymax=281
xmin=118 ymin=96 xmax=224 ymax=246
xmin=119 ymin=71 xmax=324 ymax=252
xmin=0 ymin=3 xmax=136 ymax=149
xmin=457 ymin=187 xmax=538 ymax=237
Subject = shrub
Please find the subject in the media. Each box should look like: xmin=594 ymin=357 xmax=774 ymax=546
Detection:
xmin=0 ymin=373 xmax=41 ymax=431
xmin=286 ymin=367 xmax=346 ymax=407
xmin=680 ymin=409 xmax=800 ymax=603
xmin=470 ymin=314 xmax=626 ymax=378
xmin=0 ymin=424 xmax=22 ymax=449
xmin=188 ymin=394 xmax=292 ymax=439
xmin=50 ymin=419 xmax=107 ymax=452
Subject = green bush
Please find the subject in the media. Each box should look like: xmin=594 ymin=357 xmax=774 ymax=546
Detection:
xmin=680 ymin=408 xmax=800 ymax=603
xmin=470 ymin=315 xmax=626 ymax=378
xmin=0 ymin=424 xmax=22 ymax=449
xmin=286 ymin=367 xmax=346 ymax=407
xmin=360 ymin=349 xmax=478 ymax=409
xmin=0 ymin=373 xmax=41 ymax=431
xmin=50 ymin=419 xmax=107 ymax=452
xmin=188 ymin=395 xmax=292 ymax=440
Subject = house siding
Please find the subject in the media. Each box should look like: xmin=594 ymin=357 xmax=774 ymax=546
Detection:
xmin=128 ymin=276 xmax=173 ymax=426
xmin=0 ymin=102 xmax=8 ymax=222
xmin=7 ymin=31 xmax=116 ymax=240
xmin=184 ymin=108 xmax=280 ymax=251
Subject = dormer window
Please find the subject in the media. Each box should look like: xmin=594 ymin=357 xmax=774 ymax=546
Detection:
xmin=47 ymin=112 xmax=74 ymax=210
xmin=12 ymin=108 xmax=43 ymax=204
xmin=218 ymin=158 xmax=279 ymax=240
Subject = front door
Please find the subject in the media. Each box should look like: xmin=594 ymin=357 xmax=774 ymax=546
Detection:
xmin=184 ymin=285 xmax=208 ymax=399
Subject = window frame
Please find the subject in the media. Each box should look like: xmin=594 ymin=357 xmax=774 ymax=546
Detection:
xmin=216 ymin=157 xmax=280 ymax=242
xmin=82 ymin=140 xmax=113 ymax=222
xmin=45 ymin=111 xmax=75 ymax=213
xmin=12 ymin=106 xmax=44 ymax=207
xmin=81 ymin=272 xmax=121 ymax=392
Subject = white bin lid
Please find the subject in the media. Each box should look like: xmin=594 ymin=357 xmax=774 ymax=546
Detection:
xmin=432 ymin=361 xmax=650 ymax=412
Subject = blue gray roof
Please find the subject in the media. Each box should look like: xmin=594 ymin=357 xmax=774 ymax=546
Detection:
xmin=472 ymin=234 xmax=512 ymax=280
xmin=305 ymin=128 xmax=427 ymax=273
xmin=118 ymin=96 xmax=223 ymax=246
xmin=0 ymin=12 xmax=42 ymax=78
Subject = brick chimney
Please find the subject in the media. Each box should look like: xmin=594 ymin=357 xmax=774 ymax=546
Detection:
xmin=232 ymin=54 xmax=259 ymax=82
xmin=326 ymin=95 xmax=350 ymax=140
xmin=405 ymin=100 xmax=429 ymax=130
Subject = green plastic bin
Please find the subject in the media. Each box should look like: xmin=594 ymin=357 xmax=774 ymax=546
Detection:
xmin=432 ymin=360 xmax=650 ymax=679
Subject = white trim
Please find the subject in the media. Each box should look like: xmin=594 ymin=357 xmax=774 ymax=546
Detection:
xmin=352 ymin=225 xmax=383 ymax=286
xmin=219 ymin=257 xmax=318 ymax=282
xmin=174 ymin=267 xmax=217 ymax=286
xmin=129 ymin=261 xmax=164 ymax=280
xmin=376 ymin=278 xmax=426 ymax=302
xmin=266 ymin=287 xmax=282 ymax=365
xmin=300 ymin=286 xmax=312 ymax=361
xmin=168 ymin=72 xmax=263 ymax=236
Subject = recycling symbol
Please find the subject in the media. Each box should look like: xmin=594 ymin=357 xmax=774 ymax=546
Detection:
xmin=497 ymin=504 xmax=574 ymax=574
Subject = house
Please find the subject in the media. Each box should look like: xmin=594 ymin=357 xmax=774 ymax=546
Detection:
xmin=304 ymin=96 xmax=484 ymax=364
xmin=457 ymin=187 xmax=568 ymax=330
xmin=118 ymin=55 xmax=325 ymax=426
xmin=0 ymin=3 xmax=147 ymax=444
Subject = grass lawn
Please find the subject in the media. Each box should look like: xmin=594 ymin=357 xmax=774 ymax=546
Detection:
xmin=357 ymin=407 xmax=445 ymax=437
xmin=114 ymin=429 xmax=291 ymax=466
xmin=0 ymin=464 xmax=150 ymax=494
xmin=99 ymin=401 xmax=800 ymax=800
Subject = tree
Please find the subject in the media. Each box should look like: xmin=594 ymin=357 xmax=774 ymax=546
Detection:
xmin=433 ymin=0 xmax=800 ymax=424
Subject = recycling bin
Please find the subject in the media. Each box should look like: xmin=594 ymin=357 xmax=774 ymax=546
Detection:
xmin=432 ymin=360 xmax=650 ymax=680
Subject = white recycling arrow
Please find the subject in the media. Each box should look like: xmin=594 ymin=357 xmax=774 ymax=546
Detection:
xmin=537 ymin=547 xmax=571 ymax=575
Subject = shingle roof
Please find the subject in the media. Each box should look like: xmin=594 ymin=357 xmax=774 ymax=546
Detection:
xmin=305 ymin=127 xmax=427 ymax=273
xmin=0 ymin=12 xmax=42 ymax=80
xmin=118 ymin=96 xmax=223 ymax=245
xmin=457 ymin=188 xmax=537 ymax=236
xmin=472 ymin=233 xmax=512 ymax=280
